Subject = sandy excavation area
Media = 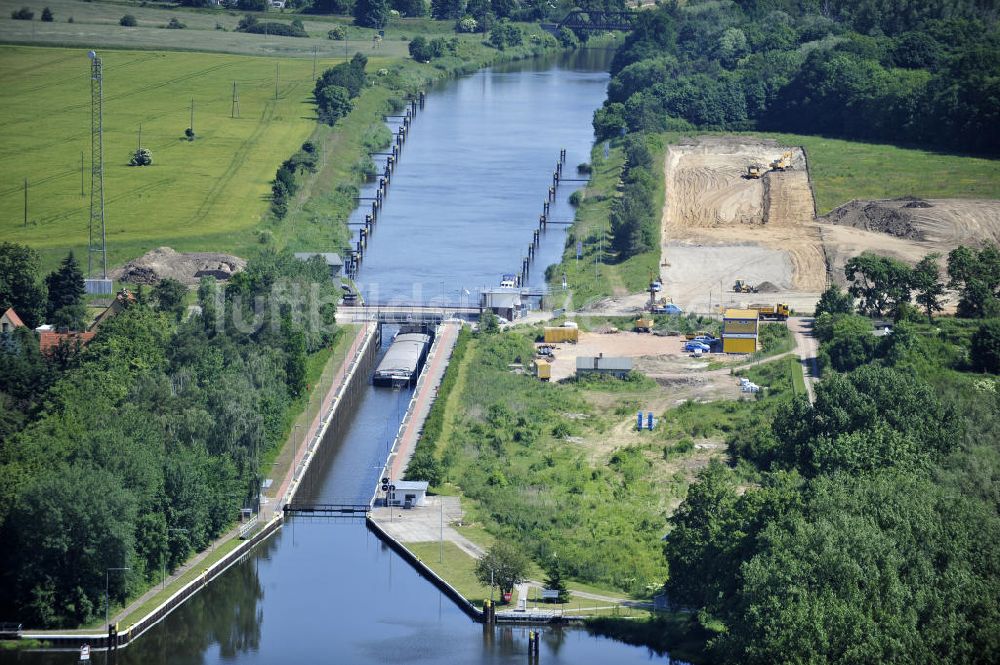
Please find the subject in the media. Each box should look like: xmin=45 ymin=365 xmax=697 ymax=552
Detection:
xmin=659 ymin=137 xmax=827 ymax=313
xmin=818 ymin=198 xmax=1000 ymax=286
xmin=641 ymin=136 xmax=1000 ymax=315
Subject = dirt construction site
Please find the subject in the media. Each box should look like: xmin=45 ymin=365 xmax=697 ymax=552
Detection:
xmin=601 ymin=135 xmax=1000 ymax=316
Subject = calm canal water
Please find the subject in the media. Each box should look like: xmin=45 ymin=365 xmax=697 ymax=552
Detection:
xmin=8 ymin=49 xmax=680 ymax=665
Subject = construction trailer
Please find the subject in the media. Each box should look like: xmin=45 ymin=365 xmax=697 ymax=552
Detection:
xmin=722 ymin=308 xmax=759 ymax=354
xmin=544 ymin=326 xmax=579 ymax=343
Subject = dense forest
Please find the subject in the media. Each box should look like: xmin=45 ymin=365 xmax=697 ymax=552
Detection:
xmin=594 ymin=0 xmax=999 ymax=154
xmin=650 ymin=246 xmax=1000 ymax=662
xmin=0 ymin=246 xmax=338 ymax=627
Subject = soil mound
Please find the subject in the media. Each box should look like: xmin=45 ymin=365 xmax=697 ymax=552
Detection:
xmin=756 ymin=281 xmax=780 ymax=293
xmin=823 ymin=200 xmax=925 ymax=240
xmin=113 ymin=247 xmax=246 ymax=286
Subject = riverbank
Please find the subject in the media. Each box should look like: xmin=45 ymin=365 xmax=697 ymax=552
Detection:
xmin=14 ymin=322 xmax=375 ymax=650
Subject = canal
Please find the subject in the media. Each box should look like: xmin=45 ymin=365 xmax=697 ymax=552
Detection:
xmin=14 ymin=49 xmax=677 ymax=664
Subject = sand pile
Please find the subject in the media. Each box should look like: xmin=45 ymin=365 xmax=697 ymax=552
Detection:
xmin=113 ymin=247 xmax=246 ymax=286
xmin=823 ymin=199 xmax=925 ymax=240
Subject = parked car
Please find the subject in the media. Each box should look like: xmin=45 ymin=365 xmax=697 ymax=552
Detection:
xmin=662 ymin=303 xmax=682 ymax=315
xmin=692 ymin=335 xmax=716 ymax=344
xmin=684 ymin=341 xmax=710 ymax=352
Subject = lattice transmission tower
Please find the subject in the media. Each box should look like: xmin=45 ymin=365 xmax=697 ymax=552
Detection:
xmin=87 ymin=50 xmax=107 ymax=279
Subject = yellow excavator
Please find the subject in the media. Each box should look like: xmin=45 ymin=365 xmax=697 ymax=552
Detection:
xmin=733 ymin=279 xmax=758 ymax=294
xmin=770 ymin=151 xmax=793 ymax=171
xmin=746 ymin=163 xmax=765 ymax=179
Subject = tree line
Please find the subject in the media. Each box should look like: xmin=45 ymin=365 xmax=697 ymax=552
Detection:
xmin=594 ymin=1 xmax=999 ymax=154
xmin=0 ymin=245 xmax=339 ymax=627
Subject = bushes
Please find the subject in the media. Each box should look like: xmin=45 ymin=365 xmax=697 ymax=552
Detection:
xmin=41 ymin=7 xmax=53 ymax=21
xmin=167 ymin=17 xmax=186 ymax=29
xmin=11 ymin=7 xmax=33 ymax=20
xmin=971 ymin=319 xmax=1000 ymax=374
xmin=128 ymin=148 xmax=153 ymax=166
xmin=119 ymin=14 xmax=137 ymax=27
xmin=270 ymin=142 xmax=319 ymax=218
xmin=488 ymin=20 xmax=522 ymax=50
xmin=327 ymin=26 xmax=346 ymax=40
xmin=236 ymin=15 xmax=308 ymax=37
xmin=408 ymin=35 xmax=454 ymax=62
xmin=609 ymin=133 xmax=660 ymax=260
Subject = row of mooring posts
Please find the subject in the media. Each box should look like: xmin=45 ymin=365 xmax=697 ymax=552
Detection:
xmin=482 ymin=601 xmax=542 ymax=662
xmin=512 ymin=148 xmax=568 ymax=288
xmin=345 ymin=92 xmax=425 ymax=279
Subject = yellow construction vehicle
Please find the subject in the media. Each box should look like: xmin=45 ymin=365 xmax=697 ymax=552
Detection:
xmin=733 ymin=279 xmax=758 ymax=294
xmin=746 ymin=163 xmax=764 ymax=179
xmin=769 ymin=151 xmax=793 ymax=171
xmin=749 ymin=303 xmax=790 ymax=321
xmin=635 ymin=316 xmax=654 ymax=332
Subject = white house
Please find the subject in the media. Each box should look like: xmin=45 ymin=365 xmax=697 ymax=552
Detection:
xmin=388 ymin=480 xmax=428 ymax=508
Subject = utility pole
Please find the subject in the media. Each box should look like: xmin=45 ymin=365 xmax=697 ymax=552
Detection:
xmin=137 ymin=123 xmax=142 ymax=152
xmin=80 ymin=151 xmax=85 ymax=197
xmin=312 ymin=47 xmax=317 ymax=80
xmin=23 ymin=178 xmax=27 ymax=228
xmin=87 ymin=50 xmax=107 ymax=279
xmin=275 ymin=62 xmax=279 ymax=101
xmin=190 ymin=98 xmax=195 ymax=136
xmin=231 ymin=81 xmax=240 ymax=119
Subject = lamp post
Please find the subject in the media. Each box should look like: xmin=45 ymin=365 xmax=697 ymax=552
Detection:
xmin=105 ymin=567 xmax=130 ymax=629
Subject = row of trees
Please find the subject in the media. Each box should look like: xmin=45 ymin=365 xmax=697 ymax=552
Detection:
xmin=271 ymin=141 xmax=319 ymax=218
xmin=609 ymin=134 xmax=660 ymax=260
xmin=0 ymin=247 xmax=339 ymax=626
xmin=843 ymin=244 xmax=1000 ymax=321
xmin=595 ymin=3 xmax=999 ymax=153
xmin=313 ymin=52 xmax=368 ymax=125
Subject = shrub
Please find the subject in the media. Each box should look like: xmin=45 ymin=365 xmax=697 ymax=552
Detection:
xmin=184 ymin=127 xmax=195 ymax=140
xmin=488 ymin=20 xmax=521 ymax=50
xmin=120 ymin=14 xmax=137 ymax=27
xmin=568 ymin=191 xmax=582 ymax=206
xmin=327 ymin=26 xmax=346 ymax=40
xmin=577 ymin=162 xmax=592 ymax=174
xmin=456 ymin=16 xmax=477 ymax=33
xmin=12 ymin=7 xmax=34 ymax=19
xmin=167 ymin=17 xmax=186 ymax=29
xmin=971 ymin=320 xmax=1000 ymax=374
xmin=557 ymin=27 xmax=579 ymax=48
xmin=128 ymin=148 xmax=153 ymax=166
xmin=41 ymin=7 xmax=53 ymax=21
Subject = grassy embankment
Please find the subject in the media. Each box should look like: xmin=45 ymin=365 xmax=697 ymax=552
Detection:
xmin=554 ymin=137 xmax=664 ymax=310
xmin=404 ymin=324 xmax=806 ymax=611
xmin=0 ymin=10 xmax=567 ymax=272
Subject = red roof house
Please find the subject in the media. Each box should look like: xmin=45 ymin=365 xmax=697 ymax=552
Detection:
xmin=1 ymin=308 xmax=25 ymax=334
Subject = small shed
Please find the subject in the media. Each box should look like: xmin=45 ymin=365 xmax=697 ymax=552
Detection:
xmin=481 ymin=288 xmax=522 ymax=321
xmin=1 ymin=308 xmax=25 ymax=334
xmin=294 ymin=252 xmax=343 ymax=278
xmin=722 ymin=308 xmax=759 ymax=354
xmin=576 ymin=354 xmax=632 ymax=379
xmin=388 ymin=480 xmax=428 ymax=508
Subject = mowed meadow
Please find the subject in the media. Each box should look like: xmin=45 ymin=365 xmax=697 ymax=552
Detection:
xmin=0 ymin=45 xmax=354 ymax=269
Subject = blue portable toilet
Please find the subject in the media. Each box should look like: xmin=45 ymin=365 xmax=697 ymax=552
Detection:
xmin=647 ymin=412 xmax=655 ymax=431
xmin=637 ymin=411 xmax=644 ymax=431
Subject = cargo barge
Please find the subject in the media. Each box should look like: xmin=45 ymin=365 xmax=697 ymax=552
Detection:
xmin=373 ymin=330 xmax=432 ymax=387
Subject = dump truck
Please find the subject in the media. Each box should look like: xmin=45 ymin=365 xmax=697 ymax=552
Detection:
xmin=544 ymin=326 xmax=579 ymax=343
xmin=733 ymin=279 xmax=758 ymax=293
xmin=746 ymin=163 xmax=764 ymax=179
xmin=635 ymin=316 xmax=654 ymax=332
xmin=749 ymin=303 xmax=790 ymax=321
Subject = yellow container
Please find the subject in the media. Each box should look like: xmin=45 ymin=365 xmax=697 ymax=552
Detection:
xmin=544 ymin=327 xmax=579 ymax=343
xmin=723 ymin=336 xmax=757 ymax=354
xmin=536 ymin=362 xmax=551 ymax=381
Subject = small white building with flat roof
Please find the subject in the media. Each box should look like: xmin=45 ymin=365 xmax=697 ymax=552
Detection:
xmin=388 ymin=480 xmax=428 ymax=508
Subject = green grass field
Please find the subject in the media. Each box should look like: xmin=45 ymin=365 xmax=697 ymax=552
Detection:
xmin=746 ymin=132 xmax=1000 ymax=214
xmin=0 ymin=44 xmax=389 ymax=270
